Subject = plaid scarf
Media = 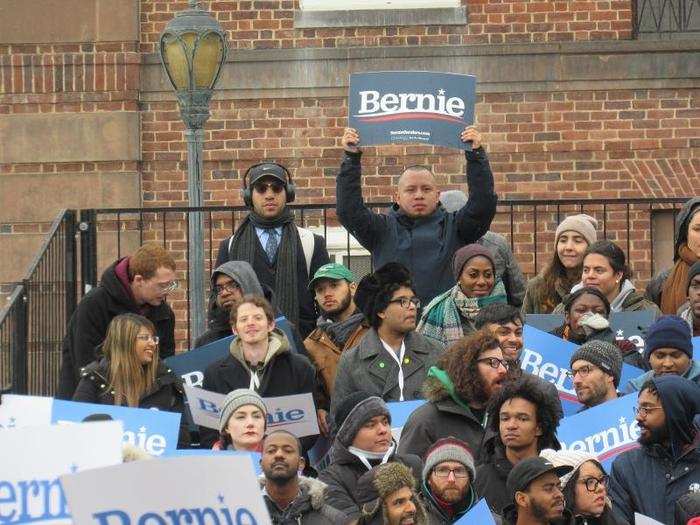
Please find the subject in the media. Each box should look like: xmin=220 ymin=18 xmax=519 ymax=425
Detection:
xmin=417 ymin=281 xmax=507 ymax=349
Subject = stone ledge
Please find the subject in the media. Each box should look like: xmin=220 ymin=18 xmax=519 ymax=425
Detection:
xmin=293 ymin=8 xmax=467 ymax=29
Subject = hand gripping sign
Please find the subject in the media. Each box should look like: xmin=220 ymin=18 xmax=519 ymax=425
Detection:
xmin=61 ymin=456 xmax=272 ymax=525
xmin=348 ymin=71 xmax=476 ymax=150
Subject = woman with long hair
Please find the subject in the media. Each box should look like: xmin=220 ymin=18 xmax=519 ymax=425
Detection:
xmin=540 ymin=449 xmax=627 ymax=525
xmin=73 ymin=313 xmax=189 ymax=447
xmin=522 ymin=214 xmax=598 ymax=314
xmin=213 ymin=388 xmax=267 ymax=451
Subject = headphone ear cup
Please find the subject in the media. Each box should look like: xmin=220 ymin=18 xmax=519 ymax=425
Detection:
xmin=241 ymin=187 xmax=252 ymax=207
xmin=285 ymin=182 xmax=296 ymax=203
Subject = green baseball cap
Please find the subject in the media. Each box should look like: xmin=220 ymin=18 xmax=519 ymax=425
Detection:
xmin=308 ymin=263 xmax=356 ymax=290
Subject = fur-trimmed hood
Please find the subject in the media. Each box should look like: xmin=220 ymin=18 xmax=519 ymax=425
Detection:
xmin=259 ymin=475 xmax=331 ymax=512
xmin=422 ymin=372 xmax=451 ymax=403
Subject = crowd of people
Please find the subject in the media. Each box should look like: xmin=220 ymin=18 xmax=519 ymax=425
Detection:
xmin=54 ymin=127 xmax=700 ymax=524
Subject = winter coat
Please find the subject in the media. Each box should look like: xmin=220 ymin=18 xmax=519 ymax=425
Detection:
xmin=502 ymin=505 xmax=575 ymax=525
xmin=200 ymin=329 xmax=317 ymax=448
xmin=522 ymin=274 xmax=573 ymax=315
xmin=396 ymin=371 xmax=487 ymax=461
xmin=477 ymin=231 xmax=527 ymax=308
xmin=625 ymin=359 xmax=700 ymax=392
xmin=474 ymin=444 xmax=515 ymax=515
xmin=336 ymin=148 xmax=497 ymax=306
xmin=330 ymin=328 xmax=442 ymax=415
xmin=304 ymin=315 xmax=369 ymax=410
xmin=215 ymin=225 xmax=330 ymax=339
xmin=421 ymin=478 xmax=486 ymax=524
xmin=260 ymin=476 xmax=348 ymax=524
xmin=57 ymin=258 xmax=176 ymax=399
xmin=609 ymin=376 xmax=700 ymax=525
xmin=318 ymin=438 xmax=422 ymax=520
xmin=72 ymin=357 xmax=190 ymax=448
xmin=570 ymin=509 xmax=629 ymax=525
xmin=646 ymin=197 xmax=700 ymax=307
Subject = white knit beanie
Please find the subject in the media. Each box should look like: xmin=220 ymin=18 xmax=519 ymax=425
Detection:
xmin=555 ymin=214 xmax=598 ymax=247
xmin=539 ymin=448 xmax=598 ymax=487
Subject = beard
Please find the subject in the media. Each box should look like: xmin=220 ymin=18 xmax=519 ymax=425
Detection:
xmin=321 ymin=290 xmax=353 ymax=319
xmin=638 ymin=423 xmax=669 ymax=446
xmin=263 ymin=463 xmax=297 ymax=485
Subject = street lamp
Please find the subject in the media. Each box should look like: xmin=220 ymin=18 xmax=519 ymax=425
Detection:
xmin=159 ymin=0 xmax=227 ymax=346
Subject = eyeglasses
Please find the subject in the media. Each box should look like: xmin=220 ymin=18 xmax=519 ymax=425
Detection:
xmin=157 ymin=280 xmax=178 ymax=293
xmin=253 ymin=182 xmax=285 ymax=194
xmin=477 ymin=357 xmax=510 ymax=370
xmin=213 ymin=282 xmax=240 ymax=296
xmin=388 ymin=297 xmax=421 ymax=309
xmin=433 ymin=466 xmax=470 ymax=479
xmin=136 ymin=334 xmax=159 ymax=344
xmin=565 ymin=364 xmax=597 ymax=379
xmin=579 ymin=475 xmax=609 ymax=493
xmin=633 ymin=405 xmax=663 ymax=417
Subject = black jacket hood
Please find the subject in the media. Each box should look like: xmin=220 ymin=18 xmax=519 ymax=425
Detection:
xmin=674 ymin=197 xmax=700 ymax=260
xmin=651 ymin=374 xmax=700 ymax=457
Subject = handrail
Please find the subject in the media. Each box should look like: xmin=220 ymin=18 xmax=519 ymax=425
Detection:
xmin=19 ymin=208 xmax=71 ymax=282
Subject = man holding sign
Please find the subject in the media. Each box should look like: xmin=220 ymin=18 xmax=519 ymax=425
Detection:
xmin=337 ymin=122 xmax=496 ymax=306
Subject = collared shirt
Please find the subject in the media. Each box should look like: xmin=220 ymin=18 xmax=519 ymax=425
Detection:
xmin=256 ymin=226 xmax=283 ymax=248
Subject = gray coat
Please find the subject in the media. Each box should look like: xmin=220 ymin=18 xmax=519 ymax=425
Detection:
xmin=331 ymin=328 xmax=442 ymax=415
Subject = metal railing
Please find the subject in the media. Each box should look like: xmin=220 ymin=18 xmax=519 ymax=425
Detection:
xmin=0 ymin=209 xmax=78 ymax=395
xmin=79 ymin=197 xmax=690 ymax=345
xmin=634 ymin=0 xmax=700 ymax=37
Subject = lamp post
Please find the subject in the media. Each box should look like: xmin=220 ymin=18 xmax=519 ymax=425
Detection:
xmin=159 ymin=0 xmax=227 ymax=346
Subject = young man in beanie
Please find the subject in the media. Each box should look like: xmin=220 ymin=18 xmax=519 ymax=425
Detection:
xmin=304 ymin=263 xmax=368 ymax=435
xmin=610 ymin=375 xmax=700 ymax=524
xmin=626 ymin=314 xmax=700 ymax=391
xmin=215 ymin=162 xmax=330 ymax=338
xmin=319 ymin=392 xmax=422 ymax=520
xmin=476 ymin=376 xmax=563 ymax=515
xmin=679 ymin=260 xmax=700 ymax=336
xmin=260 ymin=430 xmax=348 ymax=524
xmin=502 ymin=457 xmax=573 ymax=525
xmin=569 ymin=340 xmax=623 ymax=410
xmin=357 ymin=462 xmax=429 ymax=525
xmin=331 ymin=263 xmax=442 ymax=412
xmin=420 ymin=437 xmax=481 ymax=523
xmin=338 ymin=126 xmax=497 ymax=308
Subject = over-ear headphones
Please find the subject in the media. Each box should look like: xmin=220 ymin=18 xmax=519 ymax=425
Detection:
xmin=241 ymin=162 xmax=296 ymax=207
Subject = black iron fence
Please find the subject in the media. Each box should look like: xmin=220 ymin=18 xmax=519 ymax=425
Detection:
xmin=634 ymin=0 xmax=700 ymax=36
xmin=0 ymin=210 xmax=78 ymax=395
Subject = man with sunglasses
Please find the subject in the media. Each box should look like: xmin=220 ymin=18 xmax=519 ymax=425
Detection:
xmin=331 ymin=263 xmax=442 ymax=414
xmin=215 ymin=162 xmax=330 ymax=338
xmin=57 ymin=243 xmax=178 ymax=399
xmin=609 ymin=375 xmax=700 ymax=524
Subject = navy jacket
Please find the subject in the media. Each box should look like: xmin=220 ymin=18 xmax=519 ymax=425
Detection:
xmin=336 ymin=149 xmax=497 ymax=305
xmin=609 ymin=375 xmax=700 ymax=524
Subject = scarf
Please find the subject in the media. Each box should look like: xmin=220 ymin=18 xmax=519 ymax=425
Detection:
xmin=348 ymin=443 xmax=396 ymax=471
xmin=228 ymin=209 xmax=299 ymax=326
xmin=322 ymin=312 xmax=365 ymax=348
xmin=417 ymin=281 xmax=507 ymax=349
xmin=661 ymin=244 xmax=699 ymax=315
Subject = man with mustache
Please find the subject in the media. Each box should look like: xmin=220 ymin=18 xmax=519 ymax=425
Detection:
xmin=260 ymin=430 xmax=347 ymax=523
xmin=397 ymin=330 xmax=509 ymax=460
xmin=331 ymin=263 xmax=441 ymax=410
xmin=502 ymin=457 xmax=573 ymax=525
xmin=304 ymin=263 xmax=368 ymax=435
xmin=476 ymin=376 xmax=563 ymax=515
xmin=610 ymin=375 xmax=700 ymax=525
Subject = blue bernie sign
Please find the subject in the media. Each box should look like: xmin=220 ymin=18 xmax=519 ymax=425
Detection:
xmin=454 ymin=498 xmax=496 ymax=525
xmin=52 ymin=399 xmax=180 ymax=457
xmin=387 ymin=399 xmax=426 ymax=429
xmin=557 ymin=393 xmax=640 ymax=472
xmin=693 ymin=336 xmax=699 ymax=359
xmin=348 ymin=71 xmax=476 ymax=150
xmin=522 ymin=326 xmax=645 ymax=416
xmin=166 ymin=449 xmax=262 ymax=476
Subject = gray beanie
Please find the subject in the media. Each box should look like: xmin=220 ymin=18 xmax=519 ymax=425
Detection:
xmin=422 ymin=437 xmax=476 ymax=483
xmin=569 ymin=340 xmax=623 ymax=388
xmin=335 ymin=394 xmax=391 ymax=447
xmin=555 ymin=214 xmax=598 ymax=247
xmin=219 ymin=388 xmax=267 ymax=434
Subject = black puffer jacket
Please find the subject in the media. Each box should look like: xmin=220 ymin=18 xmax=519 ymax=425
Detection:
xmin=58 ymin=258 xmax=176 ymax=399
xmin=72 ymin=357 xmax=190 ymax=448
xmin=261 ymin=476 xmax=348 ymax=524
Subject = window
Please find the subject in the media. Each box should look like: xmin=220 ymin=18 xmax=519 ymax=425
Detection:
xmin=300 ymin=0 xmax=460 ymax=10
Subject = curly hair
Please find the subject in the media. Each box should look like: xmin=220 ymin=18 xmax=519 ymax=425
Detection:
xmin=438 ymin=330 xmax=501 ymax=404
xmin=487 ymin=375 xmax=562 ymax=452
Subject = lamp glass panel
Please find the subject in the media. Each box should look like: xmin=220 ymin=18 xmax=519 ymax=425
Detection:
xmin=163 ymin=33 xmax=196 ymax=90
xmin=193 ymin=33 xmax=224 ymax=89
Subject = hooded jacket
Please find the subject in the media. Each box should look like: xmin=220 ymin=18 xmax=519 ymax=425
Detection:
xmin=610 ymin=375 xmax=700 ymax=525
xmin=646 ymin=197 xmax=700 ymax=307
xmin=57 ymin=258 xmax=176 ymax=399
xmin=336 ymin=148 xmax=497 ymax=307
xmin=396 ymin=368 xmax=487 ymax=461
xmin=72 ymin=357 xmax=190 ymax=448
xmin=625 ymin=359 xmax=700 ymax=392
xmin=200 ymin=329 xmax=316 ymax=448
xmin=260 ymin=476 xmax=348 ymax=524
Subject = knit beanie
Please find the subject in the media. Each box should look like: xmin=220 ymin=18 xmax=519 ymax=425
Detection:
xmin=354 ymin=262 xmax=412 ymax=323
xmin=644 ymin=314 xmax=693 ymax=362
xmin=688 ymin=261 xmax=700 ymax=291
xmin=569 ymin=340 xmax=623 ymax=388
xmin=452 ymin=244 xmax=495 ymax=281
xmin=334 ymin=392 xmax=391 ymax=447
xmin=555 ymin=214 xmax=598 ymax=246
xmin=539 ymin=448 xmax=598 ymax=487
xmin=422 ymin=437 xmax=476 ymax=483
xmin=219 ymin=388 xmax=267 ymax=434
